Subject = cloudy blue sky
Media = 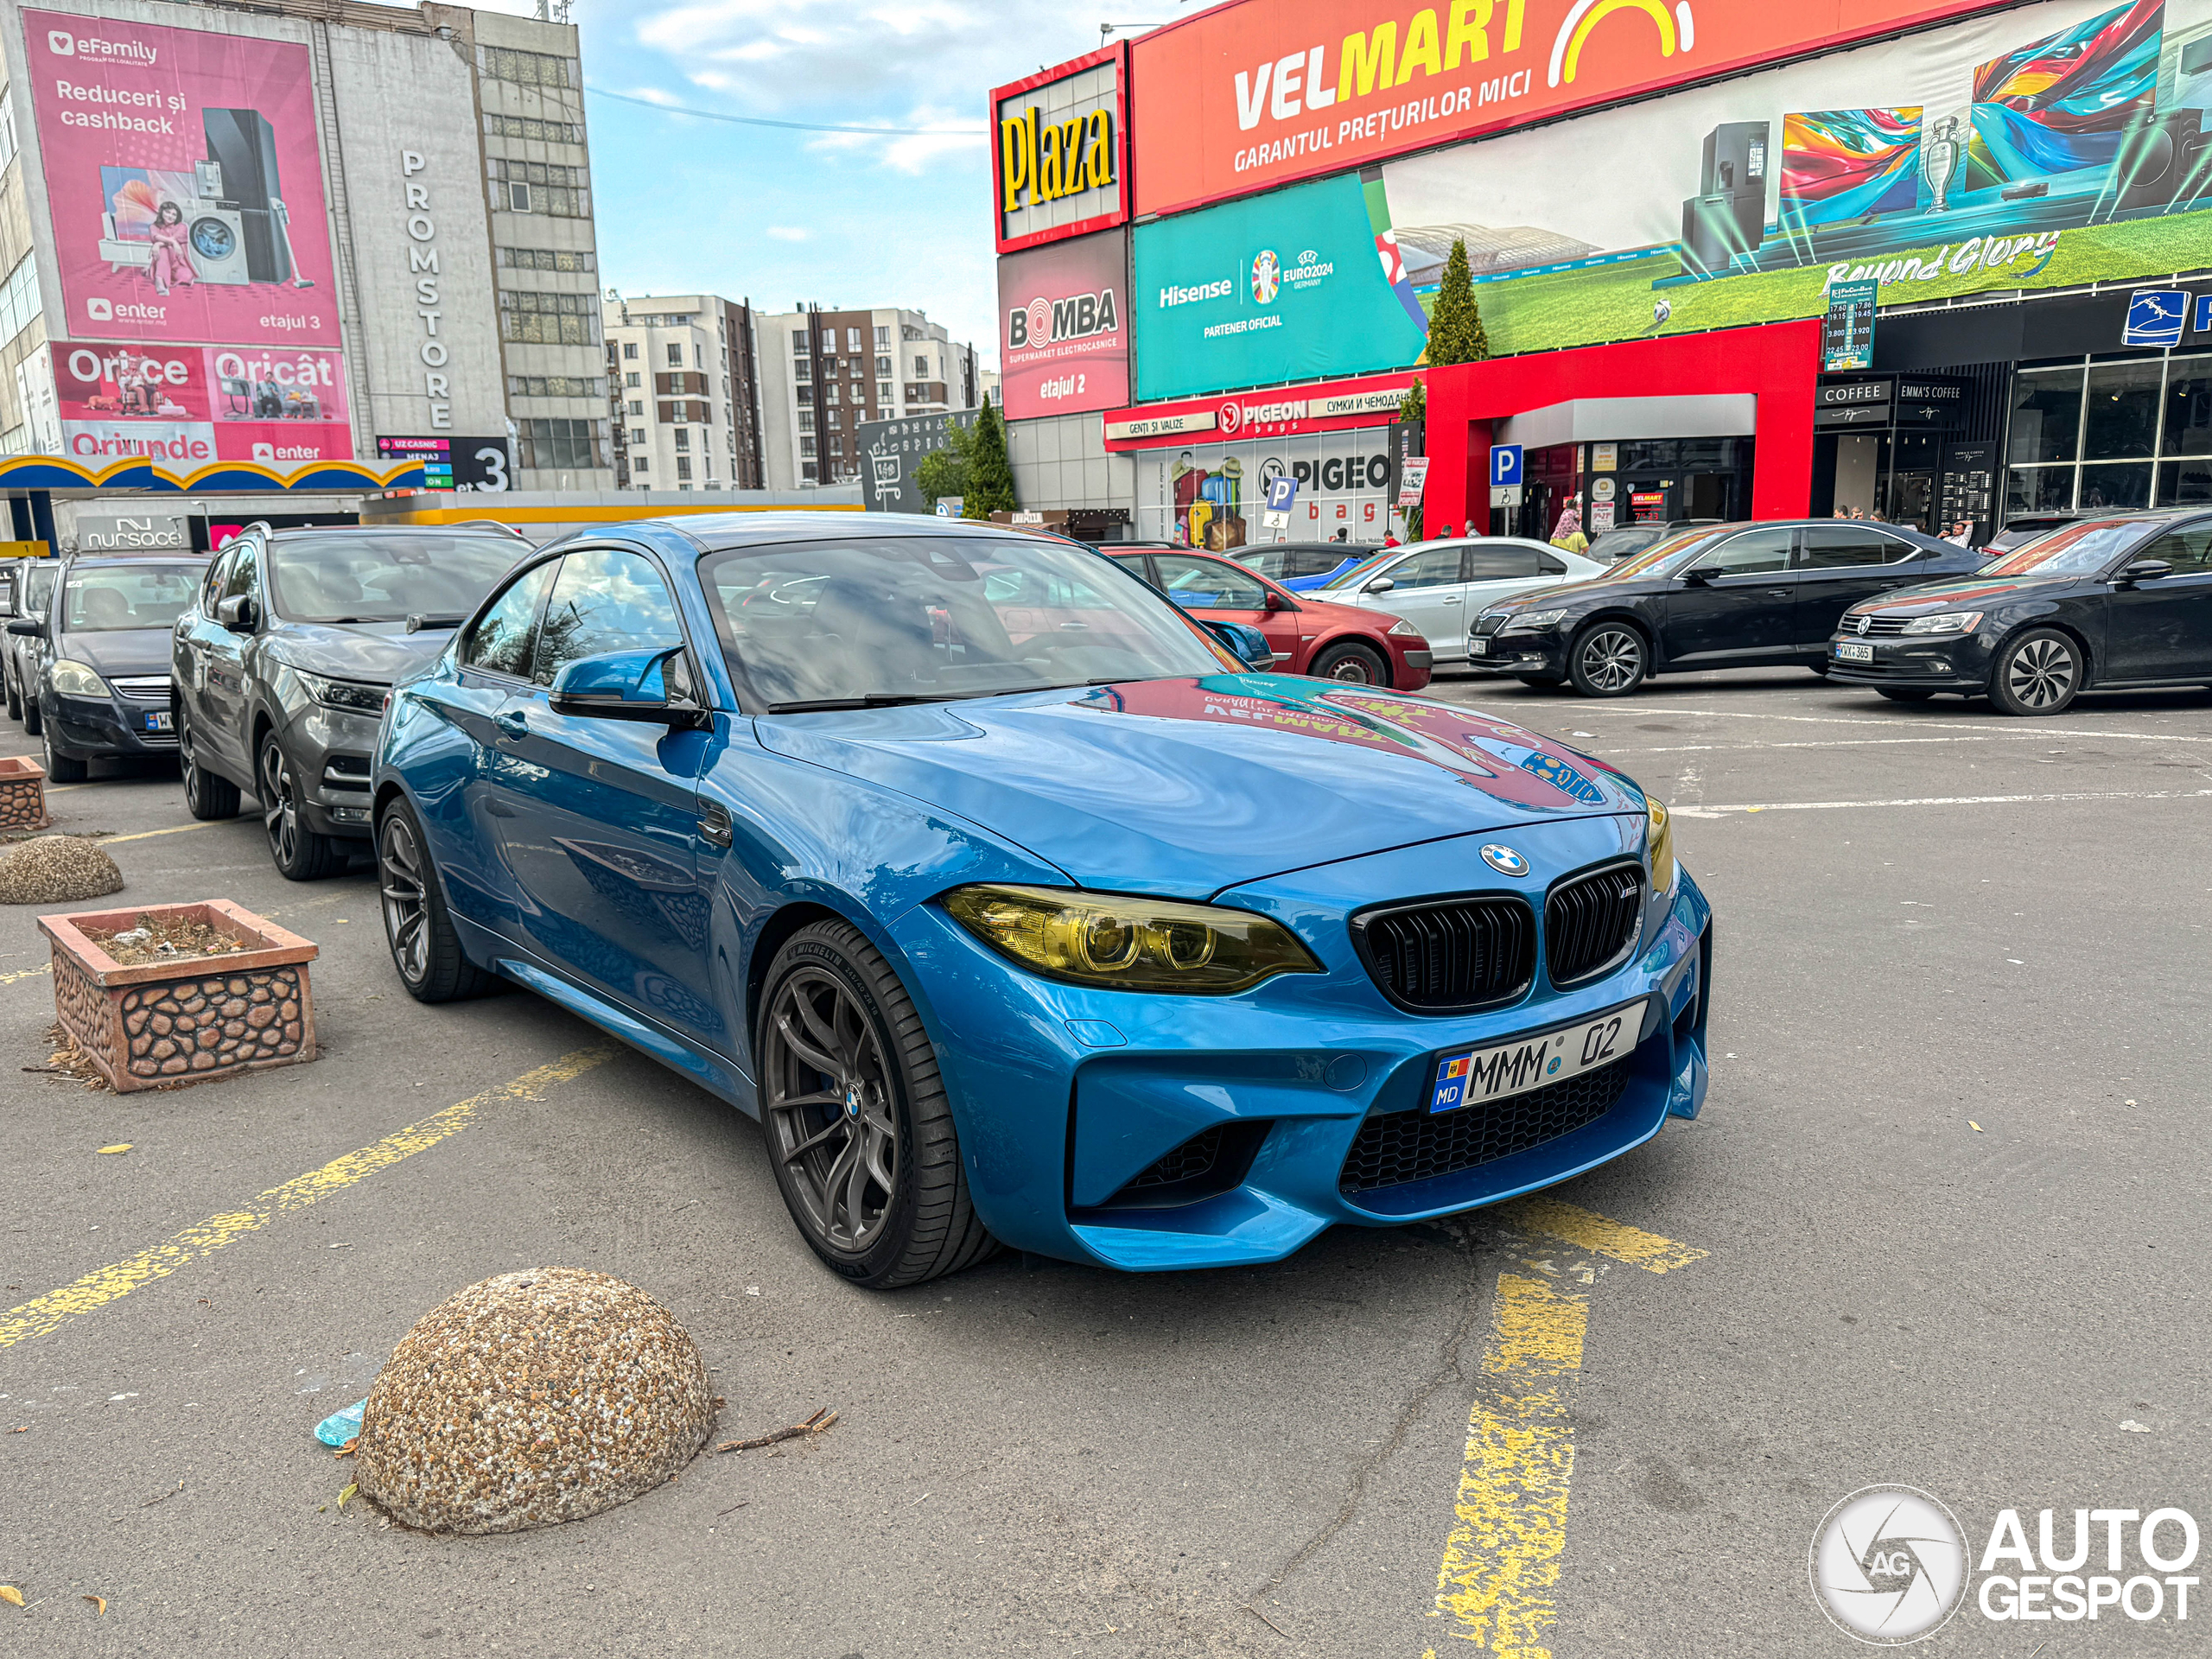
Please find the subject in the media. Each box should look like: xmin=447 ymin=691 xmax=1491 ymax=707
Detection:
xmin=474 ymin=0 xmax=1138 ymax=367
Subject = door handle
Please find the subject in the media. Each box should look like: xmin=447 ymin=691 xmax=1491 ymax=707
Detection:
xmin=698 ymin=800 xmax=733 ymax=848
xmin=1765 ymin=588 xmax=1792 ymax=598
xmin=493 ymin=709 xmax=528 ymax=741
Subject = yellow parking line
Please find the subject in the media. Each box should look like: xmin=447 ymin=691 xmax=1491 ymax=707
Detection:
xmin=0 ymin=1045 xmax=613 ymax=1350
xmin=102 ymin=821 xmax=224 ymax=845
xmin=1503 ymin=1197 xmax=1710 ymax=1274
xmin=0 ymin=962 xmax=51 ymax=987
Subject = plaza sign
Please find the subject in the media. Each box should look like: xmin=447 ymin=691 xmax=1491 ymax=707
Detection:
xmin=991 ymin=45 xmax=1128 ymax=252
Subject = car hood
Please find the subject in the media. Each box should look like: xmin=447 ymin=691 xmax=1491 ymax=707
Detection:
xmin=1292 ymin=594 xmax=1401 ymax=634
xmin=1851 ymin=574 xmax=2070 ymax=615
xmin=753 ymin=676 xmax=1643 ymax=898
xmin=54 ymin=628 xmax=174 ymax=677
xmin=267 ymin=620 xmax=453 ymax=683
xmin=1478 ymin=571 xmax=1656 ymax=613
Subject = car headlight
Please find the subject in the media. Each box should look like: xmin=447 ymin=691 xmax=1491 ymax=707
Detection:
xmin=48 ymin=658 xmax=106 ymax=696
xmin=1899 ymin=610 xmax=1984 ymax=636
xmin=942 ymin=884 xmax=1321 ymax=995
xmin=1645 ymin=795 xmax=1675 ymax=893
xmin=296 ymin=669 xmax=388 ymax=715
xmin=1386 ymin=617 xmax=1422 ymax=638
xmin=1501 ymin=610 xmax=1567 ymax=633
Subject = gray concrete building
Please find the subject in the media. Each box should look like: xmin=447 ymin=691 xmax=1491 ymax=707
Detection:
xmin=755 ymin=305 xmax=976 ymax=489
xmin=605 ymin=293 xmax=765 ymax=492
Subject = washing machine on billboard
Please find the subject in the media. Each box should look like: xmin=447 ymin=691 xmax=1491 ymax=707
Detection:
xmin=182 ymin=200 xmax=251 ymax=284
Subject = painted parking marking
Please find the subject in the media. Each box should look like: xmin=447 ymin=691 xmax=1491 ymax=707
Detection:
xmin=102 ymin=822 xmax=225 ymax=846
xmin=1678 ymin=787 xmax=2212 ymax=817
xmin=1554 ymin=704 xmax=2212 ymax=745
xmin=0 ymin=1046 xmax=613 ymax=1350
xmin=1426 ymin=1204 xmax=1707 ymax=1656
xmin=0 ymin=962 xmax=50 ymax=987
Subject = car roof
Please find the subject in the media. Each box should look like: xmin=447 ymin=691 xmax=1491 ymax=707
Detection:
xmin=61 ymin=552 xmax=209 ymax=568
xmin=571 ymin=511 xmax=1056 ymax=555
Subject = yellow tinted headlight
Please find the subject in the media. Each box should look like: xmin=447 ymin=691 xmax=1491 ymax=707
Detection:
xmin=49 ymin=658 xmax=106 ymax=696
xmin=942 ymin=884 xmax=1320 ymax=995
xmin=1645 ymin=795 xmax=1675 ymax=893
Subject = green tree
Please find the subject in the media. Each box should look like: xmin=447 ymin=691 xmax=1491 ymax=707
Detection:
xmin=1423 ymin=237 xmax=1490 ymax=367
xmin=912 ymin=424 xmax=970 ymax=507
xmin=961 ymin=398 xmax=1018 ymax=519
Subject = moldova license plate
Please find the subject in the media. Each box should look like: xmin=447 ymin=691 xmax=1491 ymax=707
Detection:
xmin=1429 ymin=999 xmax=1647 ymax=1114
xmin=1835 ymin=640 xmax=1873 ymax=664
xmin=144 ymin=710 xmax=172 ymax=732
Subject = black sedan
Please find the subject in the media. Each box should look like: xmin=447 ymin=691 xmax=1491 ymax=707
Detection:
xmin=172 ymin=524 xmax=529 ymax=878
xmin=1466 ymin=519 xmax=1977 ymax=696
xmin=1826 ymin=509 xmax=2212 ymax=715
xmin=9 ymin=556 xmax=209 ymax=779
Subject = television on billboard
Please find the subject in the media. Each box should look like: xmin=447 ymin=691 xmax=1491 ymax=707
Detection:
xmin=23 ymin=8 xmax=339 ymax=350
xmin=1125 ymin=0 xmax=2212 ymax=399
xmin=998 ymin=230 xmax=1129 ymax=419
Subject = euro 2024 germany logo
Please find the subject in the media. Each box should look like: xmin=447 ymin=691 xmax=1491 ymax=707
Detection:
xmin=1250 ymin=250 xmax=1281 ymax=304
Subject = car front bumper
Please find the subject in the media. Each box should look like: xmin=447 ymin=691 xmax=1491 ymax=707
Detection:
xmin=270 ymin=698 xmax=383 ymax=839
xmin=1463 ymin=630 xmax=1567 ymax=677
xmin=1825 ymin=632 xmax=1993 ymax=689
xmin=44 ymin=690 xmax=177 ymax=758
xmin=890 ymin=815 xmax=1711 ymax=1271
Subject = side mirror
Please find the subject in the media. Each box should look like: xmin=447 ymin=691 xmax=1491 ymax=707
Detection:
xmin=1681 ymin=565 xmax=1718 ymax=585
xmin=1199 ymin=619 xmax=1274 ymax=671
xmin=1363 ymin=575 xmax=1395 ymax=594
xmin=216 ymin=594 xmax=259 ymax=633
xmin=548 ymin=645 xmax=709 ymax=728
xmin=1262 ymin=588 xmax=1291 ymax=612
xmin=2120 ymin=558 xmax=2173 ymax=584
xmin=6 ymin=616 xmax=40 ymax=638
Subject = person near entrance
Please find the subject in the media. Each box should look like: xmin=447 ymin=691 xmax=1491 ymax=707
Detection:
xmin=1550 ymin=506 xmax=1588 ymax=555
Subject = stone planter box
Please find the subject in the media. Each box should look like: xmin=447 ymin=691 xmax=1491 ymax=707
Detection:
xmin=38 ymin=899 xmax=318 ymax=1092
xmin=0 ymin=753 xmax=48 ymax=831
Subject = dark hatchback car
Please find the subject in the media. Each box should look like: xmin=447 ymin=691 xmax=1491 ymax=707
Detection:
xmin=10 ymin=556 xmax=209 ymax=779
xmin=1466 ymin=518 xmax=1979 ymax=696
xmin=3 ymin=557 xmax=58 ymax=724
xmin=1827 ymin=510 xmax=2212 ymax=715
xmin=171 ymin=525 xmax=530 ymax=878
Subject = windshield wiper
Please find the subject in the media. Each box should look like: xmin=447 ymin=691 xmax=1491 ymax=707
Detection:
xmin=766 ymin=692 xmax=982 ymax=712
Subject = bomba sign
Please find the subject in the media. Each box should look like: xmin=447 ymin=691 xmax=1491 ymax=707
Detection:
xmin=997 ymin=230 xmax=1131 ymax=419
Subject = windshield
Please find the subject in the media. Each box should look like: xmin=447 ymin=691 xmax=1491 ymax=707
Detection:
xmin=23 ymin=565 xmax=56 ymax=610
xmin=1977 ymin=518 xmax=2145 ymax=577
xmin=61 ymin=563 xmax=201 ymax=632
xmin=1317 ymin=550 xmax=1403 ymax=590
xmin=1586 ymin=526 xmax=1665 ymax=563
xmin=700 ymin=535 xmax=1236 ymax=710
xmin=1597 ymin=525 xmax=1735 ymax=580
xmin=1232 ymin=544 xmax=1366 ymax=581
xmin=268 ymin=533 xmax=522 ymax=624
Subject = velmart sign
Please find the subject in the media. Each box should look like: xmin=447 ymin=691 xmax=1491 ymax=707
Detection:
xmin=1132 ymin=172 xmax=1427 ymax=402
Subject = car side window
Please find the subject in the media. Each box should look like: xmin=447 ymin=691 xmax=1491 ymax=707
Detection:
xmin=461 ymin=558 xmax=559 ymax=680
xmin=1390 ymin=547 xmax=1465 ymax=588
xmin=1154 ymin=553 xmax=1270 ymax=610
xmin=532 ymin=548 xmax=687 ymax=688
xmin=1535 ymin=551 xmax=1567 ymax=575
xmin=1691 ymin=528 xmax=1794 ymax=575
xmin=2139 ymin=522 xmax=2212 ymax=574
xmin=1796 ymin=525 xmax=1907 ymax=569
xmin=1108 ymin=554 xmax=1157 ymax=589
xmin=200 ymin=549 xmax=234 ymax=608
xmin=222 ymin=541 xmax=259 ymax=601
xmin=1464 ymin=546 xmax=1541 ymax=579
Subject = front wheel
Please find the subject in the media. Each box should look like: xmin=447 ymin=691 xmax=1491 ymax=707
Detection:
xmin=258 ymin=730 xmax=343 ymax=880
xmin=758 ymin=919 xmax=997 ymax=1289
xmin=1988 ymin=628 xmax=2082 ymax=717
xmin=41 ymin=725 xmax=86 ymax=783
xmin=1309 ymin=639 xmax=1389 ymax=684
xmin=1568 ymin=623 xmax=1648 ymax=697
xmin=21 ymin=683 xmax=41 ymax=737
xmin=377 ymin=795 xmax=495 ymax=1002
xmin=180 ymin=720 xmax=241 ymax=819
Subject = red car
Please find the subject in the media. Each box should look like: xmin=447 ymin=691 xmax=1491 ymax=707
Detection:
xmin=1109 ymin=547 xmax=1432 ymax=688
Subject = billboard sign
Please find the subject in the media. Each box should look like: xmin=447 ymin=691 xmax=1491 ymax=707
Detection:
xmin=1126 ymin=0 xmax=2017 ymax=219
xmin=1131 ymin=172 xmax=1429 ymax=400
xmin=998 ymin=230 xmax=1129 ymax=419
xmin=375 ymin=435 xmax=513 ymax=492
xmin=993 ymin=45 xmax=1128 ymax=252
xmin=856 ymin=410 xmax=981 ymax=512
xmin=23 ymin=8 xmax=339 ymax=349
xmin=49 ymin=341 xmax=351 ymax=467
xmin=1132 ymin=427 xmax=1400 ymax=544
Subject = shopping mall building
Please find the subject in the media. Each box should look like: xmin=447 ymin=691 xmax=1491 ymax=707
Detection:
xmin=988 ymin=0 xmax=2212 ymax=547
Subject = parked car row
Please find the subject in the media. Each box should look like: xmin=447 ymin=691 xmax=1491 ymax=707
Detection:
xmin=1466 ymin=508 xmax=2212 ymax=715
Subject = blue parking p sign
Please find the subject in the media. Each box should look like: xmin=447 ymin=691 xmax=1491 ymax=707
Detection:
xmin=1264 ymin=474 xmax=1298 ymax=512
xmin=1490 ymin=444 xmax=1524 ymax=488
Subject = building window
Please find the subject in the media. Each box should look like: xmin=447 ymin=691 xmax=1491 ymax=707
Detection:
xmin=676 ymin=456 xmax=692 ymax=480
xmin=874 ymin=355 xmax=892 ymax=376
xmin=631 ymin=428 xmax=645 ymax=445
xmin=877 ymin=382 xmax=892 ymax=405
xmin=800 ymin=437 xmax=816 ymax=457
xmin=0 ymin=88 xmax=17 ymax=173
xmin=498 ymin=245 xmax=595 ymax=273
xmin=802 ymin=461 xmax=817 ymax=480
xmin=846 ymin=327 xmax=861 ymax=351
xmin=796 ymin=386 xmax=810 ymax=405
xmin=517 ymin=418 xmax=600 ymax=472
xmin=798 ymin=411 xmax=814 ymax=433
xmin=624 ymin=371 xmax=640 ymax=388
xmin=826 ymin=385 xmax=839 ymax=404
xmin=874 ymin=325 xmax=889 ymax=348
xmin=498 ymin=289 xmax=600 ymax=346
xmin=502 ymin=374 xmax=607 ymax=398
xmin=487 ymin=159 xmax=590 ymax=219
xmin=484 ymin=113 xmax=586 ymax=145
xmin=2006 ymin=354 xmax=2212 ymax=517
xmin=791 ymin=328 xmax=808 ymax=352
xmin=665 ymin=343 xmax=682 ymax=367
xmin=627 ymin=400 xmax=643 ymax=416
xmin=674 ymin=429 xmax=690 ymax=451
xmin=912 ymin=356 xmax=929 ymax=377
xmin=623 ymin=342 xmax=638 ymax=360
xmin=480 ymin=45 xmax=576 ymax=87
xmin=632 ymin=455 xmax=647 ymax=473
xmin=0 ymin=252 xmax=40 ymax=350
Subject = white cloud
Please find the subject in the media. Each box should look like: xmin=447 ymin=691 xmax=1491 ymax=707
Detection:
xmin=764 ymin=226 xmax=810 ymax=241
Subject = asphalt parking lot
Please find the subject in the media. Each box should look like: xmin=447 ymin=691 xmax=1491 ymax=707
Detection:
xmin=3 ymin=666 xmax=2209 ymax=1656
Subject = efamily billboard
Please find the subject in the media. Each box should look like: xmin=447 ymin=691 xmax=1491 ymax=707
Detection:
xmin=50 ymin=341 xmax=351 ymax=467
xmin=1134 ymin=0 xmax=2212 ymax=395
xmin=997 ymin=231 xmax=1130 ymax=419
xmin=23 ymin=9 xmax=339 ymax=350
xmin=1127 ymin=0 xmax=2021 ymax=218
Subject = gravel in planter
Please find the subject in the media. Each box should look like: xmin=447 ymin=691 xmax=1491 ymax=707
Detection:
xmin=0 ymin=836 xmax=121 ymax=906
xmin=353 ymin=1268 xmax=719 ymax=1535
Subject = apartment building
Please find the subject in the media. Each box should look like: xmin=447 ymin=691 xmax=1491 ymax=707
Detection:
xmin=605 ymin=294 xmax=764 ymax=492
xmin=754 ymin=306 xmax=977 ymax=489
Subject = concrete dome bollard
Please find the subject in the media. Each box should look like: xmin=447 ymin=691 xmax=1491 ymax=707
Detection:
xmin=353 ymin=1268 xmax=718 ymax=1534
xmin=0 ymin=836 xmax=122 ymax=906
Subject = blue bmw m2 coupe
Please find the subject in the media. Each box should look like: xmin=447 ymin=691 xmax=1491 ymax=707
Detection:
xmin=372 ymin=515 xmax=1712 ymax=1287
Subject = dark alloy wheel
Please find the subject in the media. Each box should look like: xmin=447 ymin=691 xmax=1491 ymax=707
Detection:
xmin=758 ymin=919 xmax=996 ymax=1289
xmin=1989 ymin=629 xmax=2082 ymax=717
xmin=180 ymin=715 xmax=240 ymax=820
xmin=377 ymin=796 xmax=493 ymax=1002
xmin=1568 ymin=622 xmax=1647 ymax=697
xmin=1309 ymin=639 xmax=1388 ymax=684
xmin=21 ymin=679 xmax=41 ymax=736
xmin=41 ymin=724 xmax=86 ymax=782
xmin=258 ymin=730 xmax=343 ymax=880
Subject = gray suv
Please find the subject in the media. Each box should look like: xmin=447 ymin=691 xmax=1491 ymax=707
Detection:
xmin=171 ymin=524 xmax=528 ymax=879
xmin=3 ymin=557 xmax=59 ymax=726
